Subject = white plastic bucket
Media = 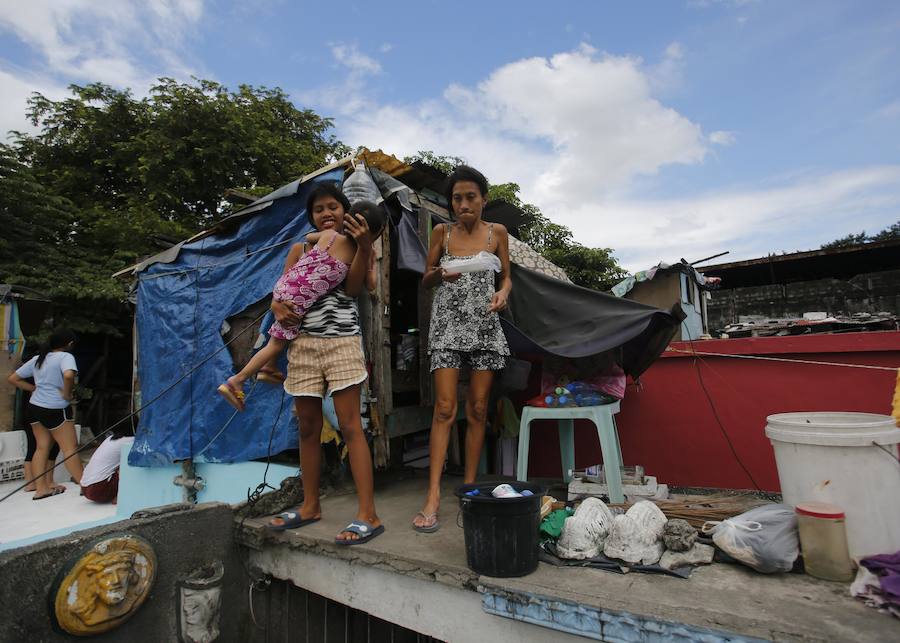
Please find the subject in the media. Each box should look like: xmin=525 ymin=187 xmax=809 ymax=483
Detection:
xmin=766 ymin=412 xmax=900 ymax=559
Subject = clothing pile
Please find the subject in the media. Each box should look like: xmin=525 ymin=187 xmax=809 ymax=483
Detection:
xmin=851 ymin=551 xmax=900 ymax=619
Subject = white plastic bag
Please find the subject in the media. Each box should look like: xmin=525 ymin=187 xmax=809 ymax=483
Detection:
xmin=342 ymin=164 xmax=381 ymax=205
xmin=442 ymin=251 xmax=501 ymax=274
xmin=703 ymin=504 xmax=799 ymax=574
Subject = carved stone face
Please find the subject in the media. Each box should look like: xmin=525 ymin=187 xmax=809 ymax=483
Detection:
xmin=53 ymin=535 xmax=156 ymax=636
xmin=95 ymin=559 xmax=134 ymax=605
xmin=178 ymin=562 xmax=225 ymax=643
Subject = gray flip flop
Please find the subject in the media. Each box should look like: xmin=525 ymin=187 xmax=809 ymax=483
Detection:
xmin=335 ymin=520 xmax=385 ymax=545
xmin=412 ymin=511 xmax=440 ymax=533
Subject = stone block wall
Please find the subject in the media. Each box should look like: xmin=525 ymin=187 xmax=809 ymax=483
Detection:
xmin=707 ymin=269 xmax=900 ymax=331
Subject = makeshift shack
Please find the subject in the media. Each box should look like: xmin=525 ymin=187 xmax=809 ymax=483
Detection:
xmin=116 ymin=151 xmax=682 ymax=469
xmin=612 ymin=261 xmax=719 ymax=340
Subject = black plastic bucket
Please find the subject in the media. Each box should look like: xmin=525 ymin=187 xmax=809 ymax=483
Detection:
xmin=455 ymin=482 xmax=546 ymax=577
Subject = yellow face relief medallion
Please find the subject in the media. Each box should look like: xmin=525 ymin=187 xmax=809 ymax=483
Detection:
xmin=52 ymin=535 xmax=157 ymax=636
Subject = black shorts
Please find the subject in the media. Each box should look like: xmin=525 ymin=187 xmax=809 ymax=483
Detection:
xmin=28 ymin=403 xmax=73 ymax=430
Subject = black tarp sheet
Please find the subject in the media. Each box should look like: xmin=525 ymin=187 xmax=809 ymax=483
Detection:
xmin=393 ymin=211 xmax=683 ymax=377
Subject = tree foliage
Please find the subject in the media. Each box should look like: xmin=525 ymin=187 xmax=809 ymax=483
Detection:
xmin=406 ymin=151 xmax=626 ymax=291
xmin=403 ymin=150 xmax=464 ymax=176
xmin=2 ymin=79 xmax=347 ymax=333
xmin=820 ymin=220 xmax=900 ymax=249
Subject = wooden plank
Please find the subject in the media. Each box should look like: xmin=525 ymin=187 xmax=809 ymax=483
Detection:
xmin=306 ymin=591 xmax=326 ymax=642
xmin=359 ymin=242 xmax=386 ymax=468
xmin=347 ymin=607 xmax=368 ymax=643
xmin=324 ymin=598 xmax=346 ymax=643
xmin=386 ymin=405 xmax=435 ymax=439
xmin=264 ymin=579 xmax=287 ymax=643
xmin=391 ymin=368 xmax=420 ymax=393
xmin=369 ymin=233 xmax=392 ymax=467
xmin=417 ymin=205 xmax=434 ymax=407
xmin=379 ymin=232 xmax=393 ymax=415
xmin=286 ymin=583 xmax=308 ymax=643
xmin=368 ymin=616 xmax=392 ymax=643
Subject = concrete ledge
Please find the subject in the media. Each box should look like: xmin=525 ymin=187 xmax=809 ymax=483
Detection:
xmin=250 ymin=541 xmax=586 ymax=643
xmin=237 ymin=476 xmax=898 ymax=642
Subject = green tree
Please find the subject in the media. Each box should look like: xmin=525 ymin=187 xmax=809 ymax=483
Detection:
xmin=820 ymin=220 xmax=899 ymax=249
xmin=403 ymin=150 xmax=465 ymax=176
xmin=3 ymin=79 xmax=348 ymax=333
xmin=16 ymin=79 xmax=347 ymax=230
xmin=870 ymin=221 xmax=900 ymax=242
xmin=406 ymin=152 xmax=626 ymax=291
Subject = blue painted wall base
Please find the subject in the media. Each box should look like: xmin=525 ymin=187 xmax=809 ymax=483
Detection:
xmin=481 ymin=588 xmax=766 ymax=643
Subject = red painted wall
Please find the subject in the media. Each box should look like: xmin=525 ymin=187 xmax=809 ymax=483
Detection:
xmin=524 ymin=331 xmax=900 ymax=491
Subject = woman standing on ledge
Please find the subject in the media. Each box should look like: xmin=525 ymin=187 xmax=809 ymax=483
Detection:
xmin=412 ymin=165 xmax=512 ymax=533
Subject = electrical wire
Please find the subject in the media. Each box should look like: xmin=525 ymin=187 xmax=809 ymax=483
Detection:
xmin=666 ymin=347 xmax=898 ymax=372
xmin=188 ymin=237 xmax=207 ymax=460
xmin=682 ymin=322 xmax=762 ymax=490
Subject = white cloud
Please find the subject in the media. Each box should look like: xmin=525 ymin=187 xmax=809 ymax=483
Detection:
xmin=709 ymin=130 xmax=737 ymax=145
xmin=331 ymin=43 xmax=382 ymax=75
xmin=582 ymin=166 xmax=900 ymax=270
xmin=874 ymin=99 xmax=900 ymax=120
xmin=0 ymin=65 xmax=69 ymax=141
xmin=379 ymin=42 xmax=393 ymax=54
xmin=299 ymin=43 xmax=385 ymax=116
xmin=324 ymin=44 xmax=900 ymax=274
xmin=649 ymin=42 xmax=686 ymax=92
xmin=0 ymin=0 xmax=205 ymax=95
xmin=343 ymin=45 xmax=706 ymax=199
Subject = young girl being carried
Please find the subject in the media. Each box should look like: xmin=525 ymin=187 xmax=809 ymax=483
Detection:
xmin=217 ymin=187 xmax=384 ymax=411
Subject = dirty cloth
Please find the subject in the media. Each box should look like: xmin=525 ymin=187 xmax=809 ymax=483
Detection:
xmin=540 ymin=508 xmax=574 ymax=541
xmin=493 ymin=396 xmax=520 ymax=439
xmin=861 ymin=551 xmax=900 ymax=603
xmin=851 ymin=563 xmax=900 ymax=619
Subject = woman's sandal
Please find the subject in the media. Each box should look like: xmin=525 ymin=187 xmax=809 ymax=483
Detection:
xmin=33 ymin=486 xmax=66 ymax=500
xmin=256 ymin=366 xmax=286 ymax=385
xmin=412 ymin=511 xmax=440 ymax=533
xmin=217 ymin=382 xmax=245 ymax=411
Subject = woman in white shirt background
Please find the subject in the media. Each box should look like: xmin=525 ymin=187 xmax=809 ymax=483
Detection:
xmin=80 ymin=427 xmax=133 ymax=504
xmin=7 ymin=328 xmax=84 ymax=499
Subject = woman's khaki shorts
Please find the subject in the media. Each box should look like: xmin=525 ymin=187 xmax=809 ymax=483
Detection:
xmin=284 ymin=334 xmax=367 ymax=398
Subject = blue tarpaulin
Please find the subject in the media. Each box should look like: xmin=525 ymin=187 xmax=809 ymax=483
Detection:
xmin=129 ymin=170 xmax=343 ymax=466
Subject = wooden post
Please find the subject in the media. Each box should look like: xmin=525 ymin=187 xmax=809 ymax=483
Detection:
xmin=417 ymin=206 xmax=433 ymax=406
xmin=369 ymin=233 xmax=393 ymax=467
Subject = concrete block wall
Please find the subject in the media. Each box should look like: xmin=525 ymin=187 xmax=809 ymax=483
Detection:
xmin=0 ymin=503 xmax=251 ymax=643
xmin=707 ymin=268 xmax=900 ymax=331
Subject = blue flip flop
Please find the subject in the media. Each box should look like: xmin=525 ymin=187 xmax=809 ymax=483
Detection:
xmin=334 ymin=520 xmax=385 ymax=546
xmin=266 ymin=511 xmax=320 ymax=531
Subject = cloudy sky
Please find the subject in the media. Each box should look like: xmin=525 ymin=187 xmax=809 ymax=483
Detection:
xmin=1 ymin=0 xmax=898 ymax=270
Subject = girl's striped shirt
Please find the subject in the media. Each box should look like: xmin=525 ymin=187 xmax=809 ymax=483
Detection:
xmin=298 ymin=288 xmax=361 ymax=337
